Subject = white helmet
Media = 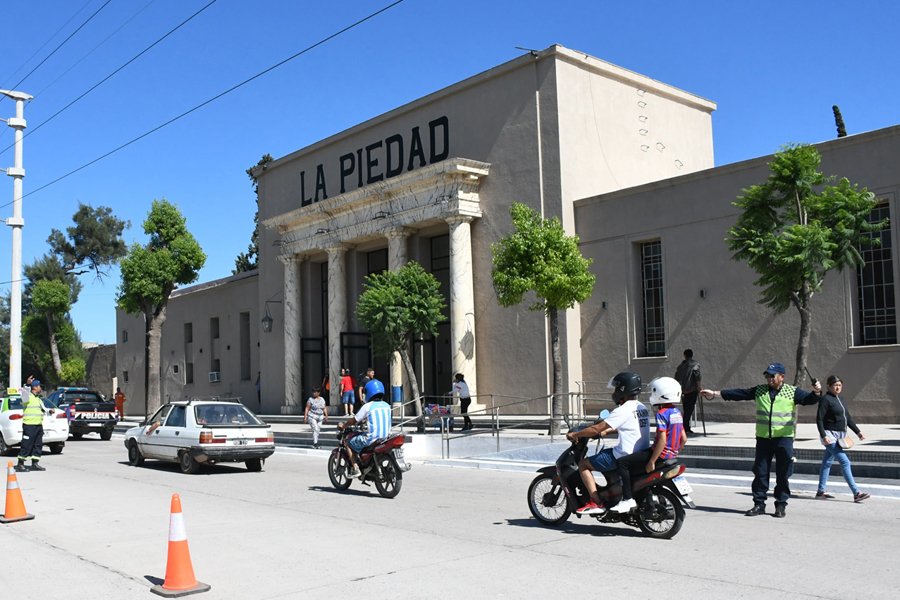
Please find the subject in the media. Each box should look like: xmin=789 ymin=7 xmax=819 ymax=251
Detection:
xmin=648 ymin=377 xmax=682 ymax=406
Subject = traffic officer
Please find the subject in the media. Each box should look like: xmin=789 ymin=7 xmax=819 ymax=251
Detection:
xmin=16 ymin=378 xmax=48 ymax=472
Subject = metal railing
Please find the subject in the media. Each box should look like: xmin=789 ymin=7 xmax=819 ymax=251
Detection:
xmin=388 ymin=390 xmax=618 ymax=459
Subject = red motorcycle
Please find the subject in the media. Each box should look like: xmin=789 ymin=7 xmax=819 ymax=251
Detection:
xmin=328 ymin=426 xmax=411 ymax=498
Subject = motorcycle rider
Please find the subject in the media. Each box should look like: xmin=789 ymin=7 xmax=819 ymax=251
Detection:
xmin=338 ymin=378 xmax=392 ymax=478
xmin=566 ymin=372 xmax=651 ymax=515
xmin=646 ymin=377 xmax=688 ymax=472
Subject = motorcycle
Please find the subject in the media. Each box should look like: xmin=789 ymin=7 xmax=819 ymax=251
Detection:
xmin=527 ymin=416 xmax=695 ymax=539
xmin=328 ymin=425 xmax=411 ymax=498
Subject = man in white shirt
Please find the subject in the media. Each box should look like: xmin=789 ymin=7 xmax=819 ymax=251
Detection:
xmin=565 ymin=371 xmax=650 ymax=515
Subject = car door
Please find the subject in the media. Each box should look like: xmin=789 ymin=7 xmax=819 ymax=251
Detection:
xmin=153 ymin=405 xmax=188 ymax=460
xmin=137 ymin=405 xmax=172 ymax=459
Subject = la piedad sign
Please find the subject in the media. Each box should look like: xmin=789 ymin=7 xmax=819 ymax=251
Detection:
xmin=298 ymin=116 xmax=449 ymax=206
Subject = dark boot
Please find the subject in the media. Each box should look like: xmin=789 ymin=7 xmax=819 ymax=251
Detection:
xmin=14 ymin=460 xmax=29 ymax=473
xmin=29 ymin=462 xmax=46 ymax=472
xmin=773 ymin=504 xmax=786 ymax=518
xmin=744 ymin=504 xmax=765 ymax=516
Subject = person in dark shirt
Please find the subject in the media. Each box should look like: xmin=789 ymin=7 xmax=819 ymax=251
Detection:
xmin=674 ymin=349 xmax=701 ymax=435
xmin=815 ymin=375 xmax=870 ymax=502
xmin=701 ymin=361 xmax=821 ymax=518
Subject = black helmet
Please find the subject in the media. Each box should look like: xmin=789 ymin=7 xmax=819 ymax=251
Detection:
xmin=608 ymin=372 xmax=642 ymax=403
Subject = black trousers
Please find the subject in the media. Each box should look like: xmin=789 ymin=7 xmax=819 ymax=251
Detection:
xmin=682 ymin=391 xmax=698 ymax=430
xmin=460 ymin=397 xmax=472 ymax=428
xmin=615 ymin=449 xmax=652 ymax=501
xmin=18 ymin=423 xmax=44 ymax=461
xmin=752 ymin=436 xmax=794 ymax=507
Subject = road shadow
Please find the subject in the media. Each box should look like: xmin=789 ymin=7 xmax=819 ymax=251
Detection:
xmin=307 ymin=484 xmax=386 ymax=498
xmin=688 ymin=505 xmax=747 ymax=515
xmin=116 ymin=461 xmax=261 ymax=476
xmin=144 ymin=576 xmax=164 ymax=586
xmin=505 ymin=517 xmax=641 ymax=538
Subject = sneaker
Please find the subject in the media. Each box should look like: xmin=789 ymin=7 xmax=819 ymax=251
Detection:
xmin=815 ymin=491 xmax=834 ymax=499
xmin=29 ymin=463 xmax=46 ymax=472
xmin=610 ymin=498 xmax=637 ymax=514
xmin=575 ymin=501 xmax=606 ymax=515
xmin=347 ymin=466 xmax=361 ymax=479
xmin=13 ymin=464 xmax=28 ymax=473
xmin=854 ymin=492 xmax=870 ymax=503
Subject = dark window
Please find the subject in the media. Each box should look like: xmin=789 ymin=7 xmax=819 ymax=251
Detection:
xmin=122 ymin=330 xmax=128 ymax=343
xmin=123 ymin=371 xmax=129 ymax=384
xmin=186 ymin=363 xmax=194 ymax=385
xmin=210 ymin=317 xmax=220 ymax=339
xmin=640 ymin=240 xmax=666 ymax=357
xmin=184 ymin=323 xmax=193 ymax=343
xmin=856 ymin=202 xmax=896 ymax=345
xmin=165 ymin=405 xmax=186 ymax=428
xmin=367 ymin=248 xmax=388 ymax=275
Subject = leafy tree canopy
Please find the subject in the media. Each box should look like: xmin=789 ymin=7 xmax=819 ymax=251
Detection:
xmin=234 ymin=153 xmax=273 ymax=274
xmin=47 ymin=203 xmax=129 ymax=279
xmin=492 ymin=202 xmax=595 ymax=313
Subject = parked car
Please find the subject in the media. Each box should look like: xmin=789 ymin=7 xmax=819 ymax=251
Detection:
xmin=123 ymin=399 xmax=275 ymax=474
xmin=0 ymin=387 xmax=69 ymax=456
xmin=47 ymin=387 xmax=118 ymax=440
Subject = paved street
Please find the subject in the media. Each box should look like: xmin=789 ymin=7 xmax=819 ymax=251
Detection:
xmin=1 ymin=438 xmax=897 ymax=599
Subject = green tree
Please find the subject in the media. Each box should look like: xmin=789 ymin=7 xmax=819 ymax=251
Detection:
xmin=491 ymin=202 xmax=596 ymax=434
xmin=48 ymin=203 xmax=129 ymax=279
xmin=832 ymin=105 xmax=847 ymax=138
xmin=356 ymin=261 xmax=446 ymax=424
xmin=233 ymin=153 xmax=273 ymax=274
xmin=31 ymin=279 xmax=72 ymax=377
xmin=727 ymin=144 xmax=884 ymax=386
xmin=117 ymin=199 xmax=206 ymax=415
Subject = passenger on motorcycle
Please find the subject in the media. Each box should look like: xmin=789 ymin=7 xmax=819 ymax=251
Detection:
xmin=646 ymin=377 xmax=688 ymax=473
xmin=338 ymin=378 xmax=392 ymax=478
xmin=565 ymin=371 xmax=651 ymax=515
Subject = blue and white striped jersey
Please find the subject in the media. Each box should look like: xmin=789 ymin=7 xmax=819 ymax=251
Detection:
xmin=355 ymin=400 xmax=392 ymax=443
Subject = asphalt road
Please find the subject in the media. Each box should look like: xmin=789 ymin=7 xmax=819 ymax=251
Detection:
xmin=1 ymin=437 xmax=897 ymax=599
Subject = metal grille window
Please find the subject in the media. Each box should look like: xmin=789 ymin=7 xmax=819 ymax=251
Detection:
xmin=641 ymin=240 xmax=666 ymax=356
xmin=856 ymin=202 xmax=896 ymax=345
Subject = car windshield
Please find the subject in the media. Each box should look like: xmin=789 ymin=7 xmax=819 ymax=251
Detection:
xmin=63 ymin=391 xmax=103 ymax=403
xmin=195 ymin=404 xmax=262 ymax=426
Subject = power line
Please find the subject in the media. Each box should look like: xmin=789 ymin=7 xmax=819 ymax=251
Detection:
xmin=0 ymin=0 xmax=218 ymax=157
xmin=9 ymin=0 xmax=114 ymax=91
xmin=0 ymin=0 xmax=93 ymax=90
xmin=2 ymin=0 xmax=407 ymax=206
xmin=34 ymin=0 xmax=160 ymax=99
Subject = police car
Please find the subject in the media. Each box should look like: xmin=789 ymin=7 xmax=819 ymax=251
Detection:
xmin=47 ymin=387 xmax=118 ymax=440
xmin=123 ymin=398 xmax=275 ymax=474
xmin=0 ymin=387 xmax=69 ymax=456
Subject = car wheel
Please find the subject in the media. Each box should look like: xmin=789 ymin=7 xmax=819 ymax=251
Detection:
xmin=72 ymin=432 xmax=84 ymax=440
xmin=100 ymin=428 xmax=114 ymax=441
xmin=245 ymin=458 xmax=263 ymax=472
xmin=48 ymin=442 xmax=65 ymax=455
xmin=127 ymin=441 xmax=145 ymax=466
xmin=179 ymin=451 xmax=201 ymax=474
xmin=0 ymin=434 xmax=13 ymax=457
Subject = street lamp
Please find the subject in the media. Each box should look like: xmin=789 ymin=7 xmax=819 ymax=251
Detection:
xmin=2 ymin=89 xmax=33 ymax=390
xmin=261 ymin=300 xmax=281 ymax=333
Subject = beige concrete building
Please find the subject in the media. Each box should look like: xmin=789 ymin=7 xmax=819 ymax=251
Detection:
xmin=116 ymin=44 xmax=899 ymax=421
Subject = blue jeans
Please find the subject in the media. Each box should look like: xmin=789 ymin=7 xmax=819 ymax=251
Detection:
xmin=818 ymin=441 xmax=860 ymax=494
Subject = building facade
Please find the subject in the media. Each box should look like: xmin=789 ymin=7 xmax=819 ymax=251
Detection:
xmin=116 ymin=45 xmax=899 ymax=421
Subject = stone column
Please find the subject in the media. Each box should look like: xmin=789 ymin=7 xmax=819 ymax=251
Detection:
xmin=447 ymin=216 xmax=477 ymax=397
xmin=281 ymin=255 xmax=305 ymax=414
xmin=327 ymin=245 xmax=349 ymax=409
xmin=387 ymin=227 xmax=412 ymax=407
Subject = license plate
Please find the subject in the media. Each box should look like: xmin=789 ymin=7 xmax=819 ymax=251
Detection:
xmin=673 ymin=475 xmax=693 ymax=495
xmin=232 ymin=439 xmax=248 ymax=446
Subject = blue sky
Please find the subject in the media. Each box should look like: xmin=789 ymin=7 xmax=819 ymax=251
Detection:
xmin=1 ymin=0 xmax=898 ymax=345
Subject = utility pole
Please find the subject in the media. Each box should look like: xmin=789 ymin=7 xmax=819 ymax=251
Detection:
xmin=2 ymin=89 xmax=33 ymax=390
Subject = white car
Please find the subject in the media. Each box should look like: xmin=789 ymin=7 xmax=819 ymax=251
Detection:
xmin=1 ymin=388 xmax=69 ymax=456
xmin=123 ymin=399 xmax=275 ymax=474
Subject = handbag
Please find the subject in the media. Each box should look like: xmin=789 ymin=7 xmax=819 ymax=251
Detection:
xmin=838 ymin=435 xmax=854 ymax=449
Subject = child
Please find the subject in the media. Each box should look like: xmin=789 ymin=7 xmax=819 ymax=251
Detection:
xmin=304 ymin=387 xmax=328 ymax=449
xmin=646 ymin=377 xmax=687 ymax=473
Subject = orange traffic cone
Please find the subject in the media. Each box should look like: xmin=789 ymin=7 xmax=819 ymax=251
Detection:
xmin=1 ymin=461 xmax=35 ymax=524
xmin=150 ymin=494 xmax=210 ymax=597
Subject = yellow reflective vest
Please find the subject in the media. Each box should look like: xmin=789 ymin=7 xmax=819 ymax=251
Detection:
xmin=754 ymin=384 xmax=796 ymax=438
xmin=22 ymin=393 xmax=45 ymax=425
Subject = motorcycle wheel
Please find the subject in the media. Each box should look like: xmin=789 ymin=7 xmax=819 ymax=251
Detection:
xmin=527 ymin=474 xmax=571 ymax=526
xmin=328 ymin=451 xmax=352 ymax=490
xmin=636 ymin=487 xmax=685 ymax=539
xmin=374 ymin=455 xmax=403 ymax=498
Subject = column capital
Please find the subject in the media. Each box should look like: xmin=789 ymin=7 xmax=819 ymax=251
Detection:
xmin=325 ymin=243 xmax=352 ymax=257
xmin=385 ymin=226 xmax=414 ymax=240
xmin=277 ymin=253 xmax=307 ymax=265
xmin=445 ymin=215 xmax=474 ymax=226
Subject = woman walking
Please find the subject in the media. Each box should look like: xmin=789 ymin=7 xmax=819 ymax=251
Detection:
xmin=304 ymin=387 xmax=328 ymax=449
xmin=816 ymin=375 xmax=870 ymax=502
